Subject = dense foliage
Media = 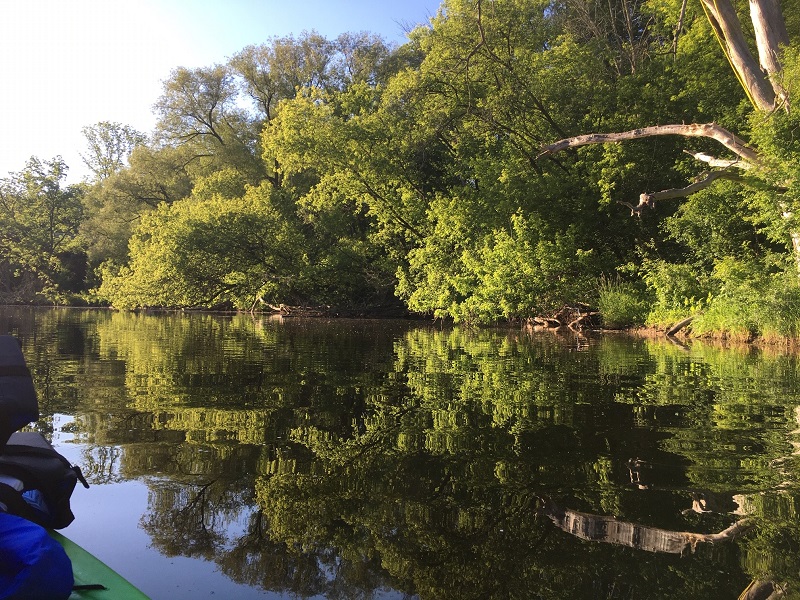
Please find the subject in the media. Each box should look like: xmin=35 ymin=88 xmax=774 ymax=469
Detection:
xmin=3 ymin=0 xmax=799 ymax=335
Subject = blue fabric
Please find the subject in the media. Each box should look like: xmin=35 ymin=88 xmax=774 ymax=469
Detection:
xmin=0 ymin=512 xmax=73 ymax=599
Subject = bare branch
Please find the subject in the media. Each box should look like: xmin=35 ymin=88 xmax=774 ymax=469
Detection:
xmin=683 ymin=150 xmax=753 ymax=170
xmin=617 ymin=171 xmax=743 ymax=216
xmin=538 ymin=123 xmax=761 ymax=164
xmin=672 ymin=0 xmax=688 ymax=59
xmin=648 ymin=171 xmax=744 ymax=200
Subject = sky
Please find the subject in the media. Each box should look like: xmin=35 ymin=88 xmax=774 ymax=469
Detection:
xmin=0 ymin=0 xmax=442 ymax=183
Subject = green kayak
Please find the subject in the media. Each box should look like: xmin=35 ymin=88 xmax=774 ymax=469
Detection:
xmin=49 ymin=531 xmax=150 ymax=600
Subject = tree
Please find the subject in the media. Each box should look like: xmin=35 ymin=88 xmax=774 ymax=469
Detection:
xmin=80 ymin=121 xmax=147 ymax=182
xmin=0 ymin=157 xmax=86 ymax=301
xmin=95 ymin=165 xmax=401 ymax=311
xmin=701 ymin=0 xmax=788 ymax=111
xmin=230 ymin=32 xmax=335 ymax=123
xmin=80 ymin=144 xmax=194 ymax=270
xmin=537 ymin=0 xmax=796 ymax=255
xmin=331 ymin=31 xmax=395 ymax=87
xmin=155 ymin=65 xmax=240 ymax=148
xmin=526 ymin=0 xmax=800 ymax=334
xmin=95 ymin=179 xmax=307 ymax=310
xmin=229 ymin=31 xmax=399 ymax=189
xmin=154 ymin=65 xmax=264 ymax=184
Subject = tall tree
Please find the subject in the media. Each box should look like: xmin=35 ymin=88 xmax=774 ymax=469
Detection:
xmin=154 ymin=65 xmax=264 ymax=183
xmin=331 ymin=31 xmax=395 ymax=86
xmin=80 ymin=145 xmax=194 ymax=269
xmin=80 ymin=121 xmax=147 ymax=182
xmin=230 ymin=32 xmax=336 ymax=123
xmin=0 ymin=157 xmax=86 ymax=301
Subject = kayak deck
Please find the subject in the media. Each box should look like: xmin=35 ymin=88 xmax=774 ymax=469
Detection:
xmin=49 ymin=531 xmax=150 ymax=599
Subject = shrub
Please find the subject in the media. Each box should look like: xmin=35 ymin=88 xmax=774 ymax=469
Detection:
xmin=597 ymin=275 xmax=649 ymax=328
xmin=641 ymin=260 xmax=710 ymax=327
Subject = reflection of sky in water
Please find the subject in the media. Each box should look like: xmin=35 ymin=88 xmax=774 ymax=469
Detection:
xmin=52 ymin=412 xmax=413 ymax=599
xmin=53 ymin=450 xmax=281 ymax=599
xmin=60 ymin=475 xmax=411 ymax=599
xmin=51 ymin=415 xmax=290 ymax=599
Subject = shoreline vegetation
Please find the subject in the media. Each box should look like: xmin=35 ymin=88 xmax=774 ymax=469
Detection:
xmin=9 ymin=302 xmax=800 ymax=352
xmin=2 ymin=0 xmax=799 ymax=343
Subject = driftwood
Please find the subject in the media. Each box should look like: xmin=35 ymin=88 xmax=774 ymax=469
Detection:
xmin=666 ymin=316 xmax=694 ymax=336
xmin=248 ymin=296 xmax=411 ymax=318
xmin=530 ymin=304 xmax=600 ymax=330
xmin=739 ymin=580 xmax=787 ymax=600
xmin=262 ymin=303 xmax=327 ymax=317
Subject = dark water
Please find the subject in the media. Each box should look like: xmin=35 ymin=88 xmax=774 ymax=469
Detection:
xmin=2 ymin=307 xmax=800 ymax=599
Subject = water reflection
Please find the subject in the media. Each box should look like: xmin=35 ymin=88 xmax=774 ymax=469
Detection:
xmin=3 ymin=307 xmax=800 ymax=598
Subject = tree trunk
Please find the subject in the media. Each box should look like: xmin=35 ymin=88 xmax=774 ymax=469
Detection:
xmin=749 ymin=0 xmax=790 ymax=107
xmin=700 ymin=0 xmax=785 ymax=111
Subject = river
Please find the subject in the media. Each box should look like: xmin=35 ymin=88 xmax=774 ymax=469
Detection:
xmin=2 ymin=306 xmax=799 ymax=599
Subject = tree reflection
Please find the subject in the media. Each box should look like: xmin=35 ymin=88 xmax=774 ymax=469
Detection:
xmin=7 ymin=307 xmax=800 ymax=597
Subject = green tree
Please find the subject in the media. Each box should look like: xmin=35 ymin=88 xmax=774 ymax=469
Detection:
xmin=95 ymin=179 xmax=306 ymax=310
xmin=154 ymin=64 xmax=265 ymax=184
xmin=537 ymin=0 xmax=800 ymax=333
xmin=0 ymin=157 xmax=86 ymax=302
xmin=80 ymin=144 xmax=194 ymax=271
xmin=230 ymin=32 xmax=335 ymax=121
xmin=80 ymin=121 xmax=147 ymax=182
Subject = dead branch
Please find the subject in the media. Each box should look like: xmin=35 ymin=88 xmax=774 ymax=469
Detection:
xmin=531 ymin=316 xmax=563 ymax=328
xmin=568 ymin=312 xmax=600 ymax=331
xmin=684 ymin=150 xmax=752 ymax=170
xmin=671 ymin=0 xmax=688 ymax=58
xmin=617 ymin=171 xmax=744 ymax=215
xmin=739 ymin=579 xmax=787 ymax=600
xmin=646 ymin=170 xmax=744 ymax=201
xmin=538 ymin=123 xmax=760 ymax=164
xmin=667 ymin=316 xmax=694 ymax=336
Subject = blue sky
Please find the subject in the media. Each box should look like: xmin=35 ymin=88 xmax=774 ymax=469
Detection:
xmin=0 ymin=0 xmax=441 ymax=181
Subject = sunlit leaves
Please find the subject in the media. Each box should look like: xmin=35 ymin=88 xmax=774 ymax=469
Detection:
xmin=96 ymin=183 xmax=307 ymax=309
xmin=80 ymin=121 xmax=147 ymax=182
xmin=0 ymin=156 xmax=85 ymax=301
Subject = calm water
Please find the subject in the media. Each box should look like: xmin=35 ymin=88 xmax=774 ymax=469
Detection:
xmin=3 ymin=307 xmax=800 ymax=599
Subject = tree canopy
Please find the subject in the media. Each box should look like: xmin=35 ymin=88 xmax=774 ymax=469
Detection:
xmin=3 ymin=0 xmax=799 ymax=336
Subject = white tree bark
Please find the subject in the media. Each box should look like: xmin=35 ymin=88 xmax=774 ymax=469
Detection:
xmin=700 ymin=0 xmax=789 ymax=110
xmin=749 ymin=0 xmax=790 ymax=107
xmin=700 ymin=0 xmax=779 ymax=110
xmin=538 ymin=123 xmax=760 ymax=164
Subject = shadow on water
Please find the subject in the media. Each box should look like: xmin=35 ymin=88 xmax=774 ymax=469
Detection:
xmin=2 ymin=306 xmax=800 ymax=598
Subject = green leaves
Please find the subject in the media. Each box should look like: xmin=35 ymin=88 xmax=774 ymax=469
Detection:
xmin=7 ymin=0 xmax=794 ymax=326
xmin=80 ymin=121 xmax=147 ymax=182
xmin=96 ymin=182 xmax=306 ymax=310
xmin=0 ymin=157 xmax=85 ymax=302
xmin=402 ymin=213 xmax=597 ymax=322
